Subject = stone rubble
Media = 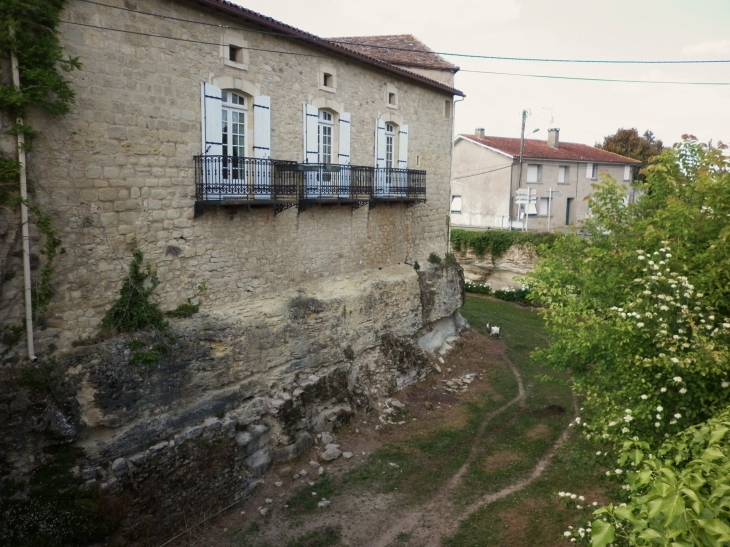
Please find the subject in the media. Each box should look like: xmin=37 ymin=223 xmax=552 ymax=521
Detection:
xmin=442 ymin=372 xmax=478 ymax=393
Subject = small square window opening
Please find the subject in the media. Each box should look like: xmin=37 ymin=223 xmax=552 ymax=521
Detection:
xmin=388 ymin=92 xmax=397 ymax=105
xmin=323 ymin=73 xmax=334 ymax=88
xmin=229 ymin=45 xmax=243 ymax=64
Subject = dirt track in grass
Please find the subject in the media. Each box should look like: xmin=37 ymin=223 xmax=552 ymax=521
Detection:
xmin=169 ymin=297 xmax=584 ymax=547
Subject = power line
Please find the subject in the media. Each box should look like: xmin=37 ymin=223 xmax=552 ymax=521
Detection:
xmin=77 ymin=0 xmax=730 ymax=66
xmin=459 ymin=69 xmax=730 ymax=86
xmin=59 ymin=20 xmax=730 ymax=87
xmin=452 ymin=164 xmax=514 ymax=180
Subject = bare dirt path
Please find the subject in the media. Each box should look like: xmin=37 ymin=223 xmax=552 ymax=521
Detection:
xmin=172 ymin=311 xmax=575 ymax=547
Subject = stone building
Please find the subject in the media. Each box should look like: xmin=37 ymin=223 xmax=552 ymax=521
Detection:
xmin=0 ymin=2 xmax=468 ymax=543
xmin=0 ymin=0 xmax=464 ymax=351
xmin=450 ymin=128 xmax=641 ymax=231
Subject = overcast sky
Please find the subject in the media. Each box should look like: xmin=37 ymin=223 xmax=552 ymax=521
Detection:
xmin=232 ymin=0 xmax=730 ymax=147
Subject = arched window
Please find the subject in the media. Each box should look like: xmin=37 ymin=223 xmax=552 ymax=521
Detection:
xmin=318 ymin=109 xmax=334 ymax=164
xmin=222 ymin=90 xmax=248 ymax=158
xmin=385 ymin=123 xmax=396 ymax=168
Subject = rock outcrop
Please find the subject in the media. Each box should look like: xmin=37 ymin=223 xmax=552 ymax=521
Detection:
xmin=0 ymin=262 xmax=464 ymax=545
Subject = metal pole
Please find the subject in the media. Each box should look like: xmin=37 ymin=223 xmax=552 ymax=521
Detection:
xmin=514 ymin=109 xmax=527 ymax=225
xmin=10 ymin=36 xmax=36 ymax=361
xmin=547 ymin=187 xmax=552 ymax=233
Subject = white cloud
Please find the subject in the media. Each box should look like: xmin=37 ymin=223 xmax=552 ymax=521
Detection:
xmin=681 ymin=40 xmax=730 ymax=56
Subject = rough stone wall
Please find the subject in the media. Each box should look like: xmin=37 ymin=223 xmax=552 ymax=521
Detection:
xmin=455 ymin=244 xmax=537 ymax=290
xmin=1 ymin=262 xmax=464 ymax=545
xmin=0 ymin=0 xmax=456 ymax=352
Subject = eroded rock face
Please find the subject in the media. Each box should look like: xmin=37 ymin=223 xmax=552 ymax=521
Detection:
xmin=0 ymin=262 xmax=465 ymax=545
xmin=454 ymin=244 xmax=537 ymax=290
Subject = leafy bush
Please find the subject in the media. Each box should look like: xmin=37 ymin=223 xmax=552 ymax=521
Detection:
xmin=451 ymin=229 xmax=560 ymax=260
xmin=166 ymin=300 xmax=199 ymax=318
xmin=427 ymin=252 xmax=442 ymax=264
xmin=464 ymin=281 xmax=492 ymax=295
xmin=100 ymin=241 xmax=167 ymax=334
xmin=527 ymin=138 xmax=730 ymax=545
xmin=494 ymin=287 xmax=530 ymax=303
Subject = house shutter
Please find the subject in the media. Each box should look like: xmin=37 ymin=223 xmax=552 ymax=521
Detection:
xmin=375 ymin=118 xmax=386 ymax=168
xmin=201 ymin=82 xmax=222 ymax=156
xmin=586 ymin=163 xmax=593 ymax=178
xmin=624 ymin=165 xmax=631 ymax=181
xmin=303 ymin=103 xmax=319 ymax=163
xmin=397 ymin=125 xmax=409 ymax=169
xmin=338 ymin=112 xmax=351 ymax=165
xmin=253 ymin=96 xmax=271 ymax=159
xmin=374 ymin=118 xmax=387 ymax=195
xmin=253 ymin=96 xmax=272 ymax=199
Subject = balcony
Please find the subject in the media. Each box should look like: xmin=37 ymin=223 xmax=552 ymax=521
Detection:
xmin=193 ymin=156 xmax=426 ymax=216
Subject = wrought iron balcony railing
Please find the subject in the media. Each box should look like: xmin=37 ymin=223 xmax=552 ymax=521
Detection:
xmin=193 ymin=156 xmax=426 ymax=214
xmin=194 ymin=156 xmax=299 ymax=202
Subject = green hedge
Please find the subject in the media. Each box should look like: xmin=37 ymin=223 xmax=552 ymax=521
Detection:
xmin=451 ymin=229 xmax=560 ymax=259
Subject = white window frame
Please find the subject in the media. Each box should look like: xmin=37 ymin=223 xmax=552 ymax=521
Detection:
xmin=623 ymin=165 xmax=631 ymax=182
xmin=451 ymin=195 xmax=462 ymax=213
xmin=586 ymin=162 xmax=598 ymax=180
xmin=558 ymin=165 xmax=569 ymax=184
xmin=221 ymin=90 xmax=247 ymax=159
xmin=385 ymin=123 xmax=395 ymax=168
xmin=538 ymin=197 xmax=549 ymax=216
xmin=318 ymin=109 xmax=334 ymax=164
xmin=526 ymin=164 xmax=542 ymax=183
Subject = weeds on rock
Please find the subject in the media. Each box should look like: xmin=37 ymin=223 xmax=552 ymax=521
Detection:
xmin=427 ymin=252 xmax=442 ymax=265
xmin=100 ymin=240 xmax=167 ymax=334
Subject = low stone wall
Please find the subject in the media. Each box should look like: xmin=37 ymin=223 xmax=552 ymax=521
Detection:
xmin=454 ymin=244 xmax=538 ymax=290
xmin=0 ymin=262 xmax=464 ymax=545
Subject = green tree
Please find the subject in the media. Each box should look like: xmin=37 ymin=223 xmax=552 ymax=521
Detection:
xmin=528 ymin=138 xmax=730 ymax=546
xmin=597 ymin=128 xmax=664 ymax=181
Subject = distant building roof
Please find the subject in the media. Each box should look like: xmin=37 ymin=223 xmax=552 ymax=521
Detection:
xmin=458 ymin=134 xmax=641 ymax=164
xmin=330 ymin=35 xmax=460 ymax=72
xmin=189 ymin=0 xmax=464 ymax=96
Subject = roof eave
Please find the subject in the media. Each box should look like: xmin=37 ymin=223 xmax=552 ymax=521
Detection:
xmin=186 ymin=0 xmax=465 ymax=97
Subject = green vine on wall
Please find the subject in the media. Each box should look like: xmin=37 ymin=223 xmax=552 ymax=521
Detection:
xmin=0 ymin=0 xmax=81 ymax=338
xmin=450 ymin=229 xmax=561 ymax=261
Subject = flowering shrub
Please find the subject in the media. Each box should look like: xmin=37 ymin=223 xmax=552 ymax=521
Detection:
xmin=464 ymin=281 xmax=531 ymax=304
xmin=527 ymin=138 xmax=730 ymax=545
xmin=464 ymin=281 xmax=492 ymax=295
xmin=562 ymin=408 xmax=730 ymax=546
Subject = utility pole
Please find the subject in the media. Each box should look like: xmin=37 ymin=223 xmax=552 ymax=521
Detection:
xmin=10 ymin=29 xmax=36 ymax=361
xmin=511 ymin=109 xmax=528 ymax=227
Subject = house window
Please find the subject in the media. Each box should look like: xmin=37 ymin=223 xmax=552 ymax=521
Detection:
xmin=385 ymin=83 xmax=398 ymax=109
xmin=445 ymin=100 xmax=452 ymax=119
xmin=586 ymin=162 xmax=598 ymax=179
xmin=319 ymin=65 xmax=336 ymax=92
xmin=222 ymin=91 xmax=247 ymax=159
xmin=229 ymin=45 xmax=243 ymax=63
xmin=385 ymin=123 xmax=395 ymax=167
xmin=451 ymin=195 xmax=462 ymax=213
xmin=558 ymin=165 xmax=569 ymax=184
xmin=388 ymin=93 xmax=397 ymax=105
xmin=318 ymin=109 xmax=333 ymax=164
xmin=538 ymin=197 xmax=549 ymax=216
xmin=323 ymin=72 xmax=333 ymax=88
xmin=624 ymin=165 xmax=631 ymax=181
xmin=526 ymin=164 xmax=542 ymax=183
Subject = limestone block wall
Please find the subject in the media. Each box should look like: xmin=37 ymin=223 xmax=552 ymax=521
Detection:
xmin=455 ymin=244 xmax=538 ymax=290
xmin=0 ymin=0 xmax=457 ymax=352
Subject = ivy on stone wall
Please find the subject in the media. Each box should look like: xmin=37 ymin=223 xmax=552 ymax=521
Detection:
xmin=450 ymin=229 xmax=561 ymax=260
xmin=0 ymin=0 xmax=80 ymax=340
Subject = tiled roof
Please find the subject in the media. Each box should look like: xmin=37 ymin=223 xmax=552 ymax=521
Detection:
xmin=459 ymin=134 xmax=642 ymax=164
xmin=329 ymin=35 xmax=460 ymax=71
xmin=188 ymin=0 xmax=464 ymax=96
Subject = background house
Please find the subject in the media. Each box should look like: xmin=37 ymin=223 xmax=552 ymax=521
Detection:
xmin=450 ymin=128 xmax=641 ymax=231
xmin=0 ymin=0 xmax=464 ymax=349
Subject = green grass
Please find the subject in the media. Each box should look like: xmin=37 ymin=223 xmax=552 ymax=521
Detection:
xmin=443 ymin=296 xmax=619 ymax=546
